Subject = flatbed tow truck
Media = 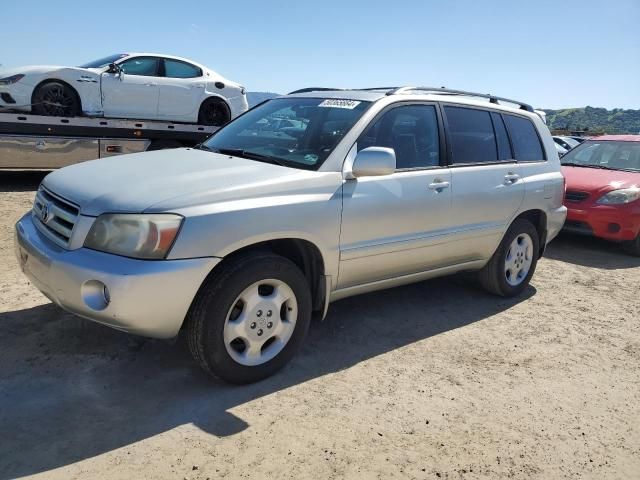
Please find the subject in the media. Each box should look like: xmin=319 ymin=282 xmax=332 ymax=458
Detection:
xmin=0 ymin=110 xmax=218 ymax=169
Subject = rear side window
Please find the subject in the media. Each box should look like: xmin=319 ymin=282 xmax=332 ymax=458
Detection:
xmin=503 ymin=114 xmax=545 ymax=161
xmin=491 ymin=112 xmax=513 ymax=160
xmin=445 ymin=107 xmax=498 ymax=164
xmin=164 ymin=59 xmax=202 ymax=78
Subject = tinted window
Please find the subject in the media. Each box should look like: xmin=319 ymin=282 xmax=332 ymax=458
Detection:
xmin=164 ymin=59 xmax=202 ymax=78
xmin=358 ymin=105 xmax=441 ymax=169
xmin=445 ymin=107 xmax=498 ymax=164
xmin=491 ymin=112 xmax=513 ymax=160
xmin=504 ymin=114 xmax=544 ymax=161
xmin=119 ymin=57 xmax=159 ymax=76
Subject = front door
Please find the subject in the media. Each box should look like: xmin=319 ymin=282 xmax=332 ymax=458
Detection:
xmin=338 ymin=103 xmax=454 ymax=289
xmin=101 ymin=56 xmax=160 ymax=119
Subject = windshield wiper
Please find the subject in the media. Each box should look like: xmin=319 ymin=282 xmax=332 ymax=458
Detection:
xmin=562 ymin=162 xmax=612 ymax=170
xmin=213 ymin=148 xmax=290 ymax=167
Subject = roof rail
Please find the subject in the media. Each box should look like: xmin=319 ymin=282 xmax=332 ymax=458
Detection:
xmin=386 ymin=86 xmax=534 ymax=112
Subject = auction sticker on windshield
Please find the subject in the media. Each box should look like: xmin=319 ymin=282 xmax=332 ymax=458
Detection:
xmin=318 ymin=99 xmax=362 ymax=109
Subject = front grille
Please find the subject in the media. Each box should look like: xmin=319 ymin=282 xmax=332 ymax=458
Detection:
xmin=565 ymin=190 xmax=590 ymax=203
xmin=32 ymin=187 xmax=79 ymax=248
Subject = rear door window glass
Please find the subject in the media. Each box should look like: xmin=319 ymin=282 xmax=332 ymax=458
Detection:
xmin=444 ymin=107 xmax=498 ymax=164
xmin=164 ymin=59 xmax=202 ymax=78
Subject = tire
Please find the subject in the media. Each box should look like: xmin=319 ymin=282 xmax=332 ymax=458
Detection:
xmin=478 ymin=219 xmax=540 ymax=297
xmin=32 ymin=81 xmax=81 ymax=117
xmin=185 ymin=252 xmax=312 ymax=384
xmin=198 ymin=98 xmax=231 ymax=126
xmin=622 ymin=234 xmax=640 ymax=257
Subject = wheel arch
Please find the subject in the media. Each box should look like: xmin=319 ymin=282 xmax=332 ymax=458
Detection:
xmin=512 ymin=209 xmax=548 ymax=258
xmin=31 ymin=78 xmax=83 ymax=112
xmin=203 ymin=238 xmax=328 ymax=317
xmin=198 ymin=95 xmax=231 ymax=119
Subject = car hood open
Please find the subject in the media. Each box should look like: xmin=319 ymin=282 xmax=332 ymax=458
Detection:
xmin=42 ymin=148 xmax=338 ymax=216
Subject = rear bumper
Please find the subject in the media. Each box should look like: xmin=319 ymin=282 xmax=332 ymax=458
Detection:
xmin=547 ymin=206 xmax=567 ymax=243
xmin=15 ymin=213 xmax=220 ymax=338
xmin=565 ymin=203 xmax=640 ymax=241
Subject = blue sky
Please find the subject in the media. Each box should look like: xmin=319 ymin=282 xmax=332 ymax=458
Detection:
xmin=1 ymin=0 xmax=638 ymax=109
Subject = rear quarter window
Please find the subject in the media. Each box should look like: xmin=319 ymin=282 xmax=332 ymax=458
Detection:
xmin=503 ymin=114 xmax=545 ymax=161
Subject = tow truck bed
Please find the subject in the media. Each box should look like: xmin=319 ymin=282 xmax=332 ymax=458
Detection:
xmin=0 ymin=112 xmax=218 ymax=169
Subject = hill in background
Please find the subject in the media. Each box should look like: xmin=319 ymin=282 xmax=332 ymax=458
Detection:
xmin=543 ymin=106 xmax=640 ymax=135
xmin=247 ymin=92 xmax=280 ymax=107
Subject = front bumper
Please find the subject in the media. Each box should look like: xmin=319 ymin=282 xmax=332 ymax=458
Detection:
xmin=565 ymin=203 xmax=640 ymax=241
xmin=0 ymin=83 xmax=32 ymax=111
xmin=15 ymin=213 xmax=220 ymax=338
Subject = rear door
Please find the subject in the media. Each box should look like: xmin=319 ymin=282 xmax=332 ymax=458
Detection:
xmin=156 ymin=58 xmax=205 ymax=121
xmin=443 ymin=106 xmax=525 ymax=260
xmin=101 ymin=56 xmax=161 ymax=119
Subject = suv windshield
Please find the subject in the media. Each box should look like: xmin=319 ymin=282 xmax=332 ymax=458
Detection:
xmin=202 ymin=97 xmax=371 ymax=170
xmin=561 ymin=140 xmax=640 ymax=172
xmin=79 ymin=54 xmax=128 ymax=69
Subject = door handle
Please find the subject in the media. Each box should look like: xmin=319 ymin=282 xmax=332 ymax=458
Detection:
xmin=504 ymin=172 xmax=520 ymax=184
xmin=428 ymin=180 xmax=450 ymax=191
xmin=145 ymin=82 xmax=158 ymax=87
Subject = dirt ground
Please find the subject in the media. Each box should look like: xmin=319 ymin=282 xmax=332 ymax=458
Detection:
xmin=1 ymin=171 xmax=639 ymax=480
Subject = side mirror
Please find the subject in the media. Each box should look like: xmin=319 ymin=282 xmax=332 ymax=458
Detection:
xmin=351 ymin=147 xmax=396 ymax=178
xmin=106 ymin=63 xmax=122 ymax=74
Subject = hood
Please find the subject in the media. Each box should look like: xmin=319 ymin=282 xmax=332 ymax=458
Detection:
xmin=562 ymin=165 xmax=640 ymax=196
xmin=0 ymin=65 xmax=98 ymax=83
xmin=42 ymin=148 xmax=336 ymax=216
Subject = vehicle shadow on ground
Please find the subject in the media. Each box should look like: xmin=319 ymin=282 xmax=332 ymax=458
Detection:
xmin=0 ymin=171 xmax=48 ymax=192
xmin=545 ymin=232 xmax=640 ymax=269
xmin=0 ymin=277 xmax=535 ymax=479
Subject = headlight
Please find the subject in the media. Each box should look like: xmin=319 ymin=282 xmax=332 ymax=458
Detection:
xmin=596 ymin=188 xmax=640 ymax=205
xmin=84 ymin=214 xmax=183 ymax=259
xmin=0 ymin=74 xmax=25 ymax=85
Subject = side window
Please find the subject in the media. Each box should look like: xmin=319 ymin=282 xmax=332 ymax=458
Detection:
xmin=164 ymin=59 xmax=202 ymax=79
xmin=119 ymin=57 xmax=159 ymax=76
xmin=503 ymin=114 xmax=545 ymax=161
xmin=444 ymin=106 xmax=498 ymax=164
xmin=491 ymin=112 xmax=513 ymax=160
xmin=357 ymin=105 xmax=441 ymax=169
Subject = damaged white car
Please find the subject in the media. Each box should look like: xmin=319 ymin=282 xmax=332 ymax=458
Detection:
xmin=0 ymin=53 xmax=248 ymax=125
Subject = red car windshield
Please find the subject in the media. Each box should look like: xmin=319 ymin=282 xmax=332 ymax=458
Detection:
xmin=561 ymin=140 xmax=640 ymax=172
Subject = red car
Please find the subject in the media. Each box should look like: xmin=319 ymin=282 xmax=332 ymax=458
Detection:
xmin=561 ymin=135 xmax=640 ymax=256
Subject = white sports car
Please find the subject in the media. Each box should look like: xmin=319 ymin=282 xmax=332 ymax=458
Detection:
xmin=0 ymin=53 xmax=248 ymax=125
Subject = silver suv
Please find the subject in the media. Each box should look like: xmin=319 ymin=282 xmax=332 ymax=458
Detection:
xmin=15 ymin=87 xmax=567 ymax=383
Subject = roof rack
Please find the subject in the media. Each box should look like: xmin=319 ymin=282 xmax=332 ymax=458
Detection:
xmin=386 ymin=86 xmax=534 ymax=112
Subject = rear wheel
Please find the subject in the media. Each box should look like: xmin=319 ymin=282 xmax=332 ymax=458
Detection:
xmin=198 ymin=98 xmax=231 ymax=126
xmin=32 ymin=82 xmax=81 ymax=117
xmin=622 ymin=234 xmax=640 ymax=257
xmin=479 ymin=219 xmax=540 ymax=297
xmin=186 ymin=252 xmax=312 ymax=384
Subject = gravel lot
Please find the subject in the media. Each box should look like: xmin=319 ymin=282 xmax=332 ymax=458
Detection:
xmin=1 ymin=171 xmax=639 ymax=480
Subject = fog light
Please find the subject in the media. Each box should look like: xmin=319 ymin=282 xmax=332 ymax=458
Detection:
xmin=81 ymin=280 xmax=110 ymax=311
xmin=608 ymin=223 xmax=621 ymax=233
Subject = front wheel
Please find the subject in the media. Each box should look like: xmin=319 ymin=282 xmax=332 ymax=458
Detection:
xmin=478 ymin=219 xmax=540 ymax=297
xmin=622 ymin=234 xmax=640 ymax=257
xmin=32 ymin=82 xmax=81 ymax=117
xmin=186 ymin=252 xmax=312 ymax=384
